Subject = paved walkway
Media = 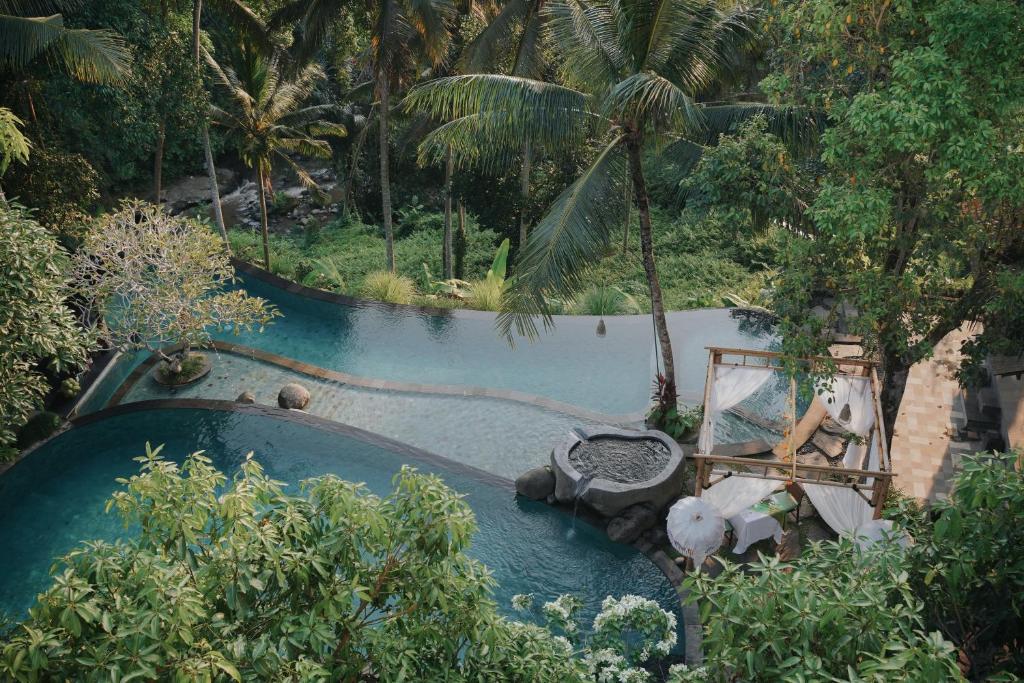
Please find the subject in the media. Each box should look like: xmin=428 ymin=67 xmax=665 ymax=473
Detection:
xmin=889 ymin=328 xmax=973 ymax=503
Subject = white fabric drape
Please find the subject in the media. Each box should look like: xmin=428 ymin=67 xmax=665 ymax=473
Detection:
xmin=814 ymin=376 xmax=875 ymax=469
xmin=699 ymin=366 xmax=774 ymax=453
xmin=701 ymin=474 xmax=780 ymax=519
xmin=803 ymin=484 xmax=873 ymax=535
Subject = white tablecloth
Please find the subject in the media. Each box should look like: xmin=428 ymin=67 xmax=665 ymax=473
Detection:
xmin=730 ymin=508 xmax=783 ymax=554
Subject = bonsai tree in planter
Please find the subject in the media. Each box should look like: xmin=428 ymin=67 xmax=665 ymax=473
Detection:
xmin=73 ymin=201 xmax=278 ymax=385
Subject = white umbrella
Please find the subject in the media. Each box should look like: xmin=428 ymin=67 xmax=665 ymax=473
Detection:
xmin=667 ymin=497 xmax=725 ymax=567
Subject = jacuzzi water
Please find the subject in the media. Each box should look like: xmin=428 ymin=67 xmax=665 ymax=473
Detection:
xmin=0 ymin=408 xmax=681 ymax=636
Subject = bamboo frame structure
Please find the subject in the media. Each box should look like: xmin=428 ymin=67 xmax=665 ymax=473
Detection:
xmin=693 ymin=347 xmax=895 ymax=519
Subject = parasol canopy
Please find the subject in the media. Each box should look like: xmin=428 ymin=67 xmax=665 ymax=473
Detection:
xmin=667 ymin=496 xmax=725 ymax=566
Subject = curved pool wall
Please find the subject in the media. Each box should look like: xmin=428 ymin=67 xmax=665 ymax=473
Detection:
xmin=0 ymin=405 xmax=682 ymax=637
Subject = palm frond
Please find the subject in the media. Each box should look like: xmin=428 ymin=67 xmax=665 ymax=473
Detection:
xmin=698 ymin=103 xmax=824 ymax=151
xmin=604 ymin=71 xmax=702 ymax=134
xmin=0 ymin=13 xmax=128 ymax=84
xmin=497 ymin=134 xmax=628 ymax=342
xmin=460 ymin=0 xmax=528 ymax=72
xmin=544 ymin=0 xmax=623 ymax=92
xmin=206 ymin=0 xmax=274 ymax=55
xmin=404 ymin=74 xmax=592 ymax=152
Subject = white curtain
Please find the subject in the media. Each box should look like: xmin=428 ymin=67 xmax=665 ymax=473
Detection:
xmin=701 ymin=474 xmax=780 ymax=519
xmin=814 ymin=376 xmax=875 ymax=469
xmin=699 ymin=366 xmax=774 ymax=453
xmin=803 ymin=484 xmax=873 ymax=535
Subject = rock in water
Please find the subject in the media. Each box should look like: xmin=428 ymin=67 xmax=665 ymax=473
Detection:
xmin=515 ymin=466 xmax=556 ymax=500
xmin=278 ymin=383 xmax=311 ymax=410
xmin=606 ymin=503 xmax=658 ymax=544
xmin=236 ymin=391 xmax=256 ymax=404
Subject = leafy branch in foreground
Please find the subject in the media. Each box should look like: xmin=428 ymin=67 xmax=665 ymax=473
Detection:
xmin=0 ymin=449 xmax=691 ymax=682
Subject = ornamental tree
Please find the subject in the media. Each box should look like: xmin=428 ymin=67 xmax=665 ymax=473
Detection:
xmin=72 ymin=202 xmax=277 ymax=376
xmin=0 ymin=449 xmax=689 ymax=682
xmin=0 ymin=203 xmax=91 ymax=458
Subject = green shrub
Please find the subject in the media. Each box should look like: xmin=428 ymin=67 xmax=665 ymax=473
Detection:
xmin=468 ymin=277 xmax=504 ymax=311
xmin=574 ymin=285 xmax=641 ymax=315
xmin=361 ymin=270 xmax=416 ymax=304
xmin=15 ymin=411 xmax=63 ymax=449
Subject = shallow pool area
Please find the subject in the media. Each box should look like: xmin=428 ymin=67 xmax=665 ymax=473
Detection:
xmin=120 ymin=350 xmax=607 ymax=479
xmin=0 ymin=407 xmax=681 ymax=635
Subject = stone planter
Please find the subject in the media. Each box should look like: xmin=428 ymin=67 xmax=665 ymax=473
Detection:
xmin=152 ymin=353 xmax=212 ymax=387
xmin=551 ymin=426 xmax=686 ymax=517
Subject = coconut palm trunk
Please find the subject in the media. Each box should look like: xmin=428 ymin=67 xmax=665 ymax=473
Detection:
xmin=627 ymin=137 xmax=676 ymax=410
xmin=193 ymin=0 xmax=230 ymax=248
xmin=442 ymin=146 xmax=454 ymax=279
xmin=518 ymin=139 xmax=532 ymax=250
xmin=256 ymin=165 xmax=271 ymax=270
xmin=378 ymin=73 xmax=396 ymax=272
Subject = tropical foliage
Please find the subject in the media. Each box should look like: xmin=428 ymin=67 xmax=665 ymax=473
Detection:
xmin=759 ymin=0 xmax=1024 ymax=436
xmin=0 ymin=202 xmax=90 ymax=458
xmin=0 ymin=0 xmax=129 ymax=84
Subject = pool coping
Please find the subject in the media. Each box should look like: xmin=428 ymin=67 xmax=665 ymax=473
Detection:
xmin=105 ymin=340 xmax=652 ymax=425
xmin=17 ymin=398 xmax=703 ymax=663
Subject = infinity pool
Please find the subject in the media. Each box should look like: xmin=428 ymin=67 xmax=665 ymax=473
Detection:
xmin=0 ymin=407 xmax=681 ymax=634
xmin=217 ymin=273 xmax=774 ymax=414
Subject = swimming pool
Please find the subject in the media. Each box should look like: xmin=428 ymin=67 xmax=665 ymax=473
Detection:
xmin=0 ymin=405 xmax=682 ymax=635
xmin=213 ymin=270 xmax=775 ymax=415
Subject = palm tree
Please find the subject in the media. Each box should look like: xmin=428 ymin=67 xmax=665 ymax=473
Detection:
xmin=205 ymin=43 xmax=346 ymax=269
xmin=460 ymin=0 xmax=548 ymax=252
xmin=0 ymin=1 xmax=129 ymax=86
xmin=407 ymin=0 xmax=805 ymax=412
xmin=189 ymin=0 xmax=271 ymax=247
xmin=270 ymin=0 xmax=456 ymax=272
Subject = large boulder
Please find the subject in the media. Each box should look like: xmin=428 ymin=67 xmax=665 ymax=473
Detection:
xmin=606 ymin=503 xmax=658 ymax=544
xmin=515 ymin=466 xmax=556 ymax=500
xmin=278 ymin=383 xmax=311 ymax=410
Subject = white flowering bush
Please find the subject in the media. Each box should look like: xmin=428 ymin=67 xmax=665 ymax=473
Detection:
xmin=511 ymin=592 xmax=681 ymax=682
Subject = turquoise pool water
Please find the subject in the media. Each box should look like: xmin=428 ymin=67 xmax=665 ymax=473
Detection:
xmin=0 ymin=408 xmax=681 ymax=634
xmin=217 ymin=275 xmax=774 ymax=414
xmin=121 ymin=352 xmax=605 ymax=480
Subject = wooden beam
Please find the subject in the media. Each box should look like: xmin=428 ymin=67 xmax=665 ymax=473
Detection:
xmin=705 ymin=346 xmax=879 ymax=369
xmin=691 ymin=453 xmax=895 ymax=480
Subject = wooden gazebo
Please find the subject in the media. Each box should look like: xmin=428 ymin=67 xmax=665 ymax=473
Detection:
xmin=692 ymin=347 xmax=895 ymax=520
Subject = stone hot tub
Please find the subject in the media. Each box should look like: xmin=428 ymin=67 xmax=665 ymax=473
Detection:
xmin=551 ymin=426 xmax=686 ymax=517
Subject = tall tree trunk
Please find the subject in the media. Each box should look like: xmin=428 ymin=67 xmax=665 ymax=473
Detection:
xmin=442 ymin=146 xmax=454 ymax=279
xmin=517 ymin=139 xmax=532 ymax=253
xmin=193 ymin=0 xmax=229 ymax=249
xmin=627 ymin=139 xmax=677 ymax=411
xmin=256 ymin=166 xmax=271 ymax=270
xmin=154 ymin=118 xmax=166 ymax=205
xmin=378 ymin=73 xmax=395 ymax=272
xmin=622 ymin=180 xmax=631 ymax=255
xmin=455 ymin=200 xmax=466 ymax=279
xmin=880 ymin=344 xmax=909 ymax=453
